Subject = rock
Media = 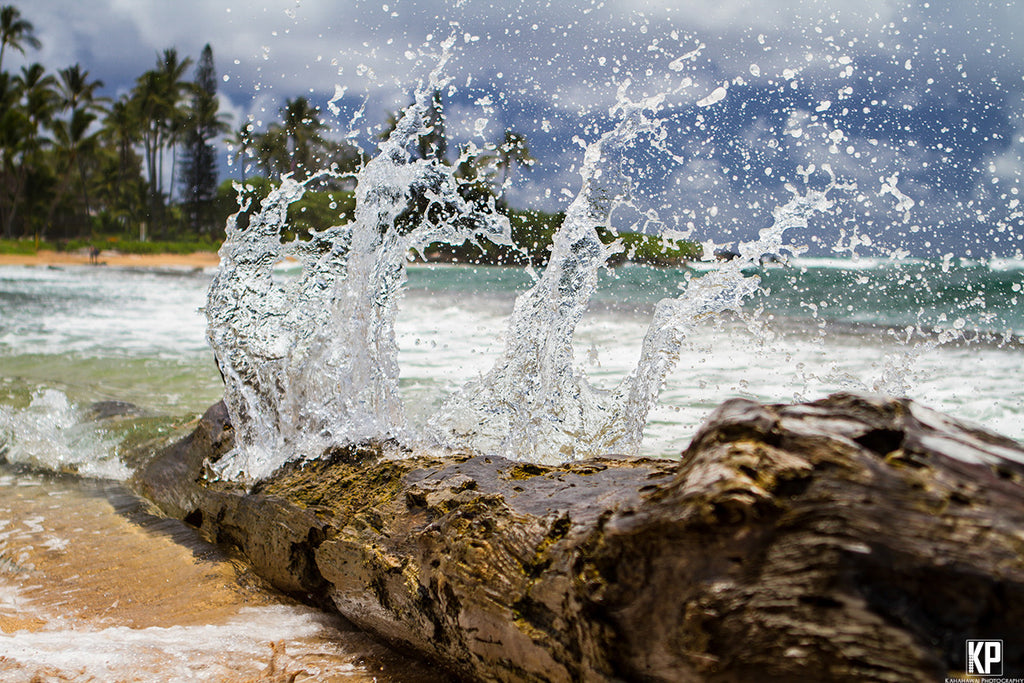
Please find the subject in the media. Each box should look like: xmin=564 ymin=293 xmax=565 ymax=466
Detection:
xmin=84 ymin=400 xmax=144 ymax=421
xmin=131 ymin=393 xmax=1024 ymax=681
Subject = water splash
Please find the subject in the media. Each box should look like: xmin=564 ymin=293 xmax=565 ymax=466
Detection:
xmin=206 ymin=39 xmax=512 ymax=482
xmin=210 ymin=63 xmax=838 ymax=473
xmin=609 ymin=180 xmax=835 ymax=454
xmin=427 ymin=86 xmax=837 ymax=462
xmin=0 ymin=389 xmax=128 ymax=480
xmin=872 ymin=324 xmax=962 ymax=397
xmin=202 ymin=30 xmax=980 ymax=476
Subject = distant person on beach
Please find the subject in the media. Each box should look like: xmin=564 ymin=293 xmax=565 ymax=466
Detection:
xmin=89 ymin=246 xmax=100 ymax=264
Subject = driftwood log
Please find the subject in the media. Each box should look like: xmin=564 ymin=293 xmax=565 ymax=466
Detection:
xmin=132 ymin=393 xmax=1024 ymax=681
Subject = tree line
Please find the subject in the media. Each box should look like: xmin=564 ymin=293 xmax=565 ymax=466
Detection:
xmin=0 ymin=3 xmax=539 ymax=252
xmin=0 ymin=5 xmax=232 ymax=242
xmin=0 ymin=3 xmax=699 ymax=265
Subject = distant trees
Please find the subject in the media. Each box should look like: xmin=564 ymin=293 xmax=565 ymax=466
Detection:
xmin=0 ymin=4 xmax=233 ymax=243
xmin=0 ymin=2 xmax=548 ymax=249
xmin=1 ymin=63 xmax=54 ymax=237
xmin=47 ymin=65 xmax=106 ymax=228
xmin=254 ymin=96 xmax=328 ymax=180
xmin=375 ymin=90 xmax=534 ymax=213
xmin=418 ymin=89 xmax=447 ymax=161
xmin=495 ymin=131 xmax=534 ymax=198
xmin=0 ymin=1 xmax=375 ymax=246
xmin=0 ymin=3 xmax=694 ymax=265
xmin=180 ymin=44 xmax=229 ymax=233
xmin=377 ymin=90 xmax=447 ymax=164
xmin=249 ymin=96 xmax=363 ymax=182
xmin=451 ymin=130 xmax=535 ymax=212
xmin=99 ymin=97 xmax=146 ymax=232
xmin=226 ymin=121 xmax=255 ymax=182
xmin=131 ymin=48 xmax=193 ymax=238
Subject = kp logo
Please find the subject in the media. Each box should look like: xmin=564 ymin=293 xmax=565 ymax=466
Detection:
xmin=967 ymin=640 xmax=1004 ymax=677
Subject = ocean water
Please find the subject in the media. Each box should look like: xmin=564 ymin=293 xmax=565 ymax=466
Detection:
xmin=2 ymin=258 xmax=1023 ymax=463
xmin=400 ymin=258 xmax=1024 ymax=446
xmin=0 ymin=258 xmax=1022 ymax=678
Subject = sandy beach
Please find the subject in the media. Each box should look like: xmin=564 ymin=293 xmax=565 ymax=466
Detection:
xmin=0 ymin=249 xmax=220 ymax=269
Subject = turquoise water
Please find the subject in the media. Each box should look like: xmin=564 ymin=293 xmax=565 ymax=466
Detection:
xmin=401 ymin=258 xmax=1024 ymax=444
xmin=405 ymin=257 xmax=1024 ymax=338
xmin=2 ymin=259 xmax=1023 ymax=460
xmin=752 ymin=258 xmax=1024 ymax=337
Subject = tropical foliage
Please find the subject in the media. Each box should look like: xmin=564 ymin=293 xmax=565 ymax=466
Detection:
xmin=0 ymin=3 xmax=698 ymax=264
xmin=0 ymin=5 xmax=230 ymax=243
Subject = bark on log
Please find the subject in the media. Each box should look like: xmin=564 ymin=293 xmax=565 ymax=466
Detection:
xmin=131 ymin=393 xmax=1024 ymax=681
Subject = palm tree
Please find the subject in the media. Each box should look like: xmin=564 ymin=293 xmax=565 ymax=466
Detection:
xmin=0 ymin=5 xmax=41 ymax=73
xmin=56 ymin=64 xmax=105 ymax=113
xmin=253 ymin=125 xmax=288 ymax=179
xmin=131 ymin=48 xmax=193 ymax=237
xmin=155 ymin=48 xmax=193 ymax=204
xmin=102 ymin=97 xmax=139 ymax=188
xmin=227 ymin=120 xmax=255 ymax=182
xmin=416 ymin=90 xmax=447 ymax=162
xmin=56 ymin=64 xmax=106 ymax=218
xmin=19 ymin=62 xmax=58 ymax=119
xmin=100 ymin=96 xmax=146 ymax=235
xmin=1 ymin=63 xmax=57 ymax=237
xmin=453 ymin=143 xmax=497 ymax=209
xmin=45 ymin=107 xmax=101 ymax=237
xmin=46 ymin=107 xmax=100 ymax=229
xmin=380 ymin=91 xmax=448 ymax=163
xmin=0 ymin=71 xmax=29 ymax=236
xmin=132 ymin=69 xmax=165 ymax=214
xmin=250 ymin=97 xmax=329 ymax=181
xmin=494 ymin=130 xmax=534 ymax=197
xmin=280 ymin=96 xmax=328 ymax=179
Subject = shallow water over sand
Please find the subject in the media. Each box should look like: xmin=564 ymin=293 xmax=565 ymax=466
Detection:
xmin=0 ymin=468 xmax=441 ymax=682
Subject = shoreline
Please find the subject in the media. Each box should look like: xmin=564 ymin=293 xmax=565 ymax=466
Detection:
xmin=0 ymin=249 xmax=220 ymax=269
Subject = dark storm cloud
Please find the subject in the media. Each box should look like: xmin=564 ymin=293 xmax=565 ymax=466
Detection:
xmin=9 ymin=0 xmax=1024 ymax=256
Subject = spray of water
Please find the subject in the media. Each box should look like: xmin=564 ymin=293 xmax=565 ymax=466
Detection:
xmin=206 ymin=39 xmax=512 ymax=481
xmin=207 ymin=43 xmax=843 ymax=476
xmin=0 ymin=389 xmax=128 ymax=480
xmin=427 ymin=82 xmax=837 ymax=462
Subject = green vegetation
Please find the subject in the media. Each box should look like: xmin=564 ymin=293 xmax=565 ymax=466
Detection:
xmin=0 ymin=3 xmax=699 ymax=266
xmin=0 ymin=237 xmax=39 ymax=253
xmin=610 ymin=230 xmax=703 ymax=266
xmin=415 ymin=212 xmax=702 ymax=267
xmin=1 ymin=3 xmax=227 ymax=242
xmin=221 ymin=177 xmax=357 ymax=242
xmin=0 ymin=237 xmax=219 ymax=255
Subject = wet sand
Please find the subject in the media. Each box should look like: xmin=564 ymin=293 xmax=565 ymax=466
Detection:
xmin=0 ymin=250 xmax=220 ymax=269
xmin=0 ymin=470 xmax=442 ymax=682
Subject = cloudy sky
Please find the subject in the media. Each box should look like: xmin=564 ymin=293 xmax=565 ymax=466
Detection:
xmin=10 ymin=0 xmax=1024 ymax=257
